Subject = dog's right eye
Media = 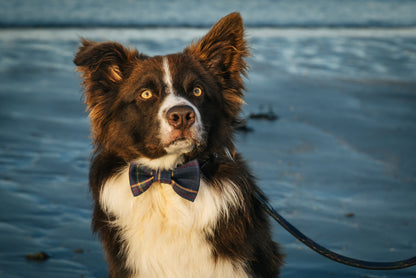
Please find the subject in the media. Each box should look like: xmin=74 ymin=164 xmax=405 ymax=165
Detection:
xmin=140 ymin=90 xmax=153 ymax=100
xmin=192 ymin=86 xmax=203 ymax=97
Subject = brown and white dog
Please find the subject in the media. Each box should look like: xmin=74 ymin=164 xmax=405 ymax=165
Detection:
xmin=74 ymin=12 xmax=283 ymax=278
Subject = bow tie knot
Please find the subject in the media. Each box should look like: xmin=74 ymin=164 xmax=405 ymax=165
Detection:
xmin=129 ymin=160 xmax=200 ymax=202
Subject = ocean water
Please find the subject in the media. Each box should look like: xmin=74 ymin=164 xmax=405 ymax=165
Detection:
xmin=1 ymin=0 xmax=416 ymax=28
xmin=1 ymin=1 xmax=415 ymax=277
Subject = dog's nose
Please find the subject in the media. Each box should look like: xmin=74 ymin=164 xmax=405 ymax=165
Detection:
xmin=166 ymin=105 xmax=195 ymax=130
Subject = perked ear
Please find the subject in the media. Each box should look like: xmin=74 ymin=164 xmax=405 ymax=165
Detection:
xmin=185 ymin=12 xmax=250 ymax=114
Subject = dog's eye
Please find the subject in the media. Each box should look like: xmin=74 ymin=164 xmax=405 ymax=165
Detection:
xmin=140 ymin=90 xmax=153 ymax=100
xmin=193 ymin=87 xmax=203 ymax=97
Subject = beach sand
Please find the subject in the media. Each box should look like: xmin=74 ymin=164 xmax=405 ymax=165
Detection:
xmin=0 ymin=27 xmax=415 ymax=277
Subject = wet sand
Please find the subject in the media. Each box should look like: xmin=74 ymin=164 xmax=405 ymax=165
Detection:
xmin=0 ymin=28 xmax=415 ymax=277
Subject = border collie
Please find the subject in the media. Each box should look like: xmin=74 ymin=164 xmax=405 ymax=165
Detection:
xmin=74 ymin=12 xmax=283 ymax=278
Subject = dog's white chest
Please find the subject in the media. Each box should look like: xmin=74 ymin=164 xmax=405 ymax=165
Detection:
xmin=100 ymin=167 xmax=249 ymax=278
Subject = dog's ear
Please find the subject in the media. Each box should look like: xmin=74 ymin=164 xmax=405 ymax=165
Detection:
xmin=74 ymin=40 xmax=144 ymax=146
xmin=74 ymin=39 xmax=141 ymax=87
xmin=185 ymin=12 xmax=250 ymax=114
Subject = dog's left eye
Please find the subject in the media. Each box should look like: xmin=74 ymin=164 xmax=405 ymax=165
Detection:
xmin=140 ymin=90 xmax=153 ymax=100
xmin=193 ymin=87 xmax=203 ymax=97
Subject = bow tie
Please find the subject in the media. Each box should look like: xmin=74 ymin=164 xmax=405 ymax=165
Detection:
xmin=129 ymin=160 xmax=200 ymax=202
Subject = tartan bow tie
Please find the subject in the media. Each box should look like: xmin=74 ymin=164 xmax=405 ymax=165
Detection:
xmin=129 ymin=160 xmax=200 ymax=202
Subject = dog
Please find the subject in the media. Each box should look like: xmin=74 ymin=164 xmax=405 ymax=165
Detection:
xmin=74 ymin=12 xmax=283 ymax=278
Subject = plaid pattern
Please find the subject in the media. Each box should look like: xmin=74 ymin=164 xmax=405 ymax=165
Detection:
xmin=129 ymin=160 xmax=200 ymax=202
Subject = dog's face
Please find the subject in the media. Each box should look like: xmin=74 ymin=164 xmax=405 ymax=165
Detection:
xmin=115 ymin=54 xmax=219 ymax=160
xmin=74 ymin=13 xmax=249 ymax=168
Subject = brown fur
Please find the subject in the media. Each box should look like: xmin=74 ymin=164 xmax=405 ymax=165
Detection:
xmin=74 ymin=12 xmax=283 ymax=277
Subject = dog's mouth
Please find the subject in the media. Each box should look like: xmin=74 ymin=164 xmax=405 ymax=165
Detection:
xmin=168 ymin=136 xmax=190 ymax=145
xmin=167 ymin=132 xmax=198 ymax=145
xmin=164 ymin=129 xmax=199 ymax=146
xmin=162 ymin=128 xmax=204 ymax=154
xmin=164 ymin=137 xmax=197 ymax=154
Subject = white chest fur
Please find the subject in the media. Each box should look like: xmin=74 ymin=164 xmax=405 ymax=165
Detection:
xmin=100 ymin=166 xmax=249 ymax=278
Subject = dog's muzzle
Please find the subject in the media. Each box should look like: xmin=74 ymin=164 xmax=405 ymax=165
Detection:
xmin=158 ymin=95 xmax=204 ymax=153
xmin=166 ymin=105 xmax=195 ymax=130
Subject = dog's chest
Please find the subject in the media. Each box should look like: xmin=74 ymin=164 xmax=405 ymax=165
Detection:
xmin=100 ymin=167 xmax=249 ymax=278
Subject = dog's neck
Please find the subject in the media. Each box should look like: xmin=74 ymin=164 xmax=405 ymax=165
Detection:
xmin=133 ymin=151 xmax=226 ymax=172
xmin=134 ymin=153 xmax=187 ymax=171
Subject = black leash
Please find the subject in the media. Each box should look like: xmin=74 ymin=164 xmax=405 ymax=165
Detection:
xmin=256 ymin=193 xmax=416 ymax=270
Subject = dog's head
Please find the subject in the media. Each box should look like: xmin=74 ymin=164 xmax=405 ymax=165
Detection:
xmin=74 ymin=12 xmax=249 ymax=169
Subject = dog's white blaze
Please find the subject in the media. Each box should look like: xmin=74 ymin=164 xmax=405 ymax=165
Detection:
xmin=100 ymin=167 xmax=249 ymax=278
xmin=157 ymin=56 xmax=205 ymax=167
xmin=163 ymin=56 xmax=174 ymax=94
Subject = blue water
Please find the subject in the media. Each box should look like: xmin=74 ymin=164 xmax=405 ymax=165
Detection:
xmin=1 ymin=1 xmax=416 ymax=277
xmin=1 ymin=0 xmax=416 ymax=28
